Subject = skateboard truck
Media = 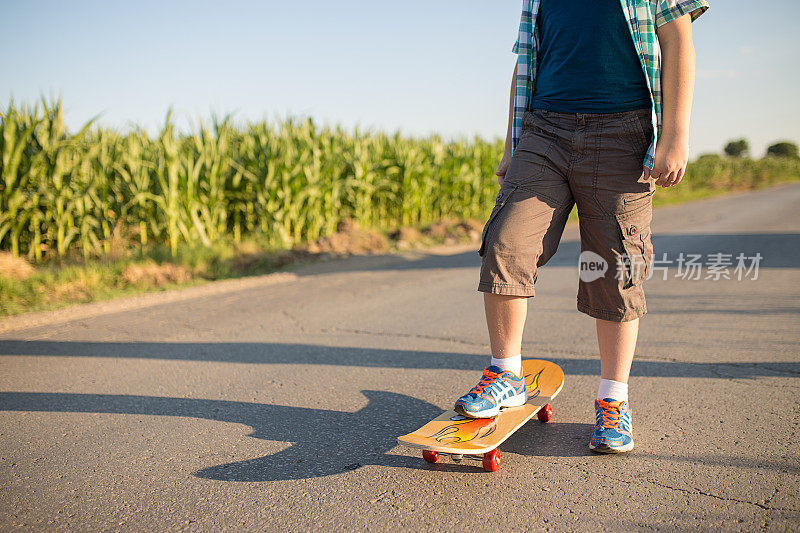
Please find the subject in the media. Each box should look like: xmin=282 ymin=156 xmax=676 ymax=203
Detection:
xmin=422 ymin=449 xmax=504 ymax=472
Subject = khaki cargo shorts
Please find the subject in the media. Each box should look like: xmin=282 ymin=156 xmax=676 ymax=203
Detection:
xmin=478 ymin=108 xmax=655 ymax=322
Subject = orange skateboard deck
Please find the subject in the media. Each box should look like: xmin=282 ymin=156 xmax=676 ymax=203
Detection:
xmin=397 ymin=359 xmax=564 ymax=471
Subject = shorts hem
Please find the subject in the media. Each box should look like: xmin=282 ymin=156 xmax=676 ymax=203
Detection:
xmin=576 ymin=300 xmax=646 ymax=322
xmin=478 ymin=281 xmax=535 ymax=297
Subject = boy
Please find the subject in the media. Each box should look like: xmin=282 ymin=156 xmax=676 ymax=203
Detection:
xmin=454 ymin=0 xmax=709 ymax=453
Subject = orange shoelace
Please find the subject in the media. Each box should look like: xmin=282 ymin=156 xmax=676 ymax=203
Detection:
xmin=597 ymin=400 xmax=622 ymax=429
xmin=469 ymin=368 xmax=501 ymax=396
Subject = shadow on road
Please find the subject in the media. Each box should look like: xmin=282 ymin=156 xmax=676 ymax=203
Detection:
xmin=0 ymin=389 xmax=596 ymax=479
xmin=0 ymin=390 xmax=439 ymax=481
xmin=505 ymin=421 xmax=596 ymax=458
xmin=1 ymin=340 xmax=798 ymax=378
xmin=4 ymin=390 xmax=799 ymax=481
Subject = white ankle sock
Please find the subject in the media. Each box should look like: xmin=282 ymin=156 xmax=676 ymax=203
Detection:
xmin=491 ymin=354 xmax=522 ymax=376
xmin=597 ymin=379 xmax=628 ymax=402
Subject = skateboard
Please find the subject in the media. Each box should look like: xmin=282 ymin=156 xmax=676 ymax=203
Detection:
xmin=397 ymin=359 xmax=564 ymax=471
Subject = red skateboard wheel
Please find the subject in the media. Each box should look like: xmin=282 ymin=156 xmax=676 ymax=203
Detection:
xmin=538 ymin=403 xmax=553 ymax=423
xmin=422 ymin=450 xmax=439 ymax=463
xmin=482 ymin=449 xmax=500 ymax=472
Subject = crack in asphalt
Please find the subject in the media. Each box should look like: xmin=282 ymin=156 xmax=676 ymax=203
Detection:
xmin=763 ymin=487 xmax=781 ymax=507
xmin=557 ymin=461 xmax=798 ymax=513
xmin=281 ymin=310 xmax=307 ymax=333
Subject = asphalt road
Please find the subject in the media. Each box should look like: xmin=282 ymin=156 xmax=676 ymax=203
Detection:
xmin=1 ymin=184 xmax=799 ymax=531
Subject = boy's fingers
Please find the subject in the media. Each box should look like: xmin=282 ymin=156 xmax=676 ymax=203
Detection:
xmin=642 ymin=166 xmax=651 ymax=181
xmin=496 ymin=165 xmax=506 ymax=184
xmin=673 ymin=166 xmax=685 ymax=185
xmin=496 ymin=161 xmax=510 ymax=179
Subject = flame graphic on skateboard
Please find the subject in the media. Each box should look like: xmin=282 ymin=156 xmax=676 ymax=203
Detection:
xmin=526 ymin=368 xmax=543 ymax=400
xmin=428 ymin=416 xmax=497 ymax=443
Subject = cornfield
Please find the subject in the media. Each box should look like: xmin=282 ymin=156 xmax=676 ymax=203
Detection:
xmin=0 ymin=99 xmax=502 ymax=263
xmin=1 ymin=98 xmax=798 ymax=263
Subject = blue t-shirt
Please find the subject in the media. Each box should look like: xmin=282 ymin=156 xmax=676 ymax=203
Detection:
xmin=530 ymin=0 xmax=652 ymax=113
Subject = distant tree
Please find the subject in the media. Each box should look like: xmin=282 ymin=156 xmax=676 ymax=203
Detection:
xmin=695 ymin=153 xmax=721 ymax=162
xmin=692 ymin=153 xmax=722 ymax=169
xmin=724 ymin=139 xmax=749 ymax=158
xmin=766 ymin=141 xmax=799 ymax=159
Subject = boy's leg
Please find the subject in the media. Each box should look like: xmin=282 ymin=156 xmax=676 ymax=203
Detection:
xmin=484 ymin=293 xmax=528 ymax=359
xmin=591 ymin=317 xmax=638 ymax=453
xmin=595 ymin=317 xmax=638 ymax=413
xmin=566 ymin=108 xmax=655 ymax=452
xmin=457 ymin=184 xmax=570 ymax=419
xmin=482 ymin=293 xmax=528 ymax=377
xmin=597 ymin=317 xmax=638 ymax=384
xmin=456 ymin=110 xmax=574 ymax=419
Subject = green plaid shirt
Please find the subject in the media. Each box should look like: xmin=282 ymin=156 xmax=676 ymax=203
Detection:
xmin=511 ymin=0 xmax=709 ymax=169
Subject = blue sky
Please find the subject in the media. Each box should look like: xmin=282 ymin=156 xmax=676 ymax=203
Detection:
xmin=1 ymin=0 xmax=797 ymax=158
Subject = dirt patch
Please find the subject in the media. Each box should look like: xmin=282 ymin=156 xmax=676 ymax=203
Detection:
xmin=304 ymin=219 xmax=388 ymax=255
xmin=422 ymin=218 xmax=483 ymax=245
xmin=121 ymin=260 xmax=193 ymax=287
xmin=51 ymin=279 xmax=93 ymax=301
xmin=105 ymin=220 xmax=132 ymax=260
xmin=459 ymin=219 xmax=484 ymax=240
xmin=229 ymin=248 xmax=320 ymax=275
xmin=298 ymin=218 xmax=482 ymax=256
xmin=388 ymin=227 xmax=426 ymax=250
xmin=0 ymin=252 xmax=35 ymax=281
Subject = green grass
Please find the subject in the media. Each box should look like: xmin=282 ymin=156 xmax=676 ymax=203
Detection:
xmin=0 ymin=219 xmax=480 ymax=317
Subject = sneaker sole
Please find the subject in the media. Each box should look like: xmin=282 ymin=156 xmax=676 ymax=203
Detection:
xmin=589 ymin=440 xmax=635 ymax=454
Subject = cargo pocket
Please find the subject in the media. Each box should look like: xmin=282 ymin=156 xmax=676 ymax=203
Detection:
xmin=478 ymin=185 xmax=518 ymax=257
xmin=615 ymin=215 xmax=651 ymax=289
xmin=622 ymin=189 xmax=655 ymax=207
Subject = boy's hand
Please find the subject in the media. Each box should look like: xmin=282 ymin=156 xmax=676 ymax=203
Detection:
xmin=496 ymin=150 xmax=512 ymax=185
xmin=644 ymin=133 xmax=689 ymax=187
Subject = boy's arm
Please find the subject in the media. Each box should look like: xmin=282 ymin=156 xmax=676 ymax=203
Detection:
xmin=496 ymin=59 xmax=518 ymax=185
xmin=646 ymin=14 xmax=695 ymax=187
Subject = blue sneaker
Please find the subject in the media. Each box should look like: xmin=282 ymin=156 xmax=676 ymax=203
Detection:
xmin=589 ymin=398 xmax=634 ymax=453
xmin=454 ymin=365 xmax=527 ymax=418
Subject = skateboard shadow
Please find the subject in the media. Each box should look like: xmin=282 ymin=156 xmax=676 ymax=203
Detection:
xmin=503 ymin=421 xmax=596 ymax=458
xmin=0 ymin=389 xmax=439 ymax=482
